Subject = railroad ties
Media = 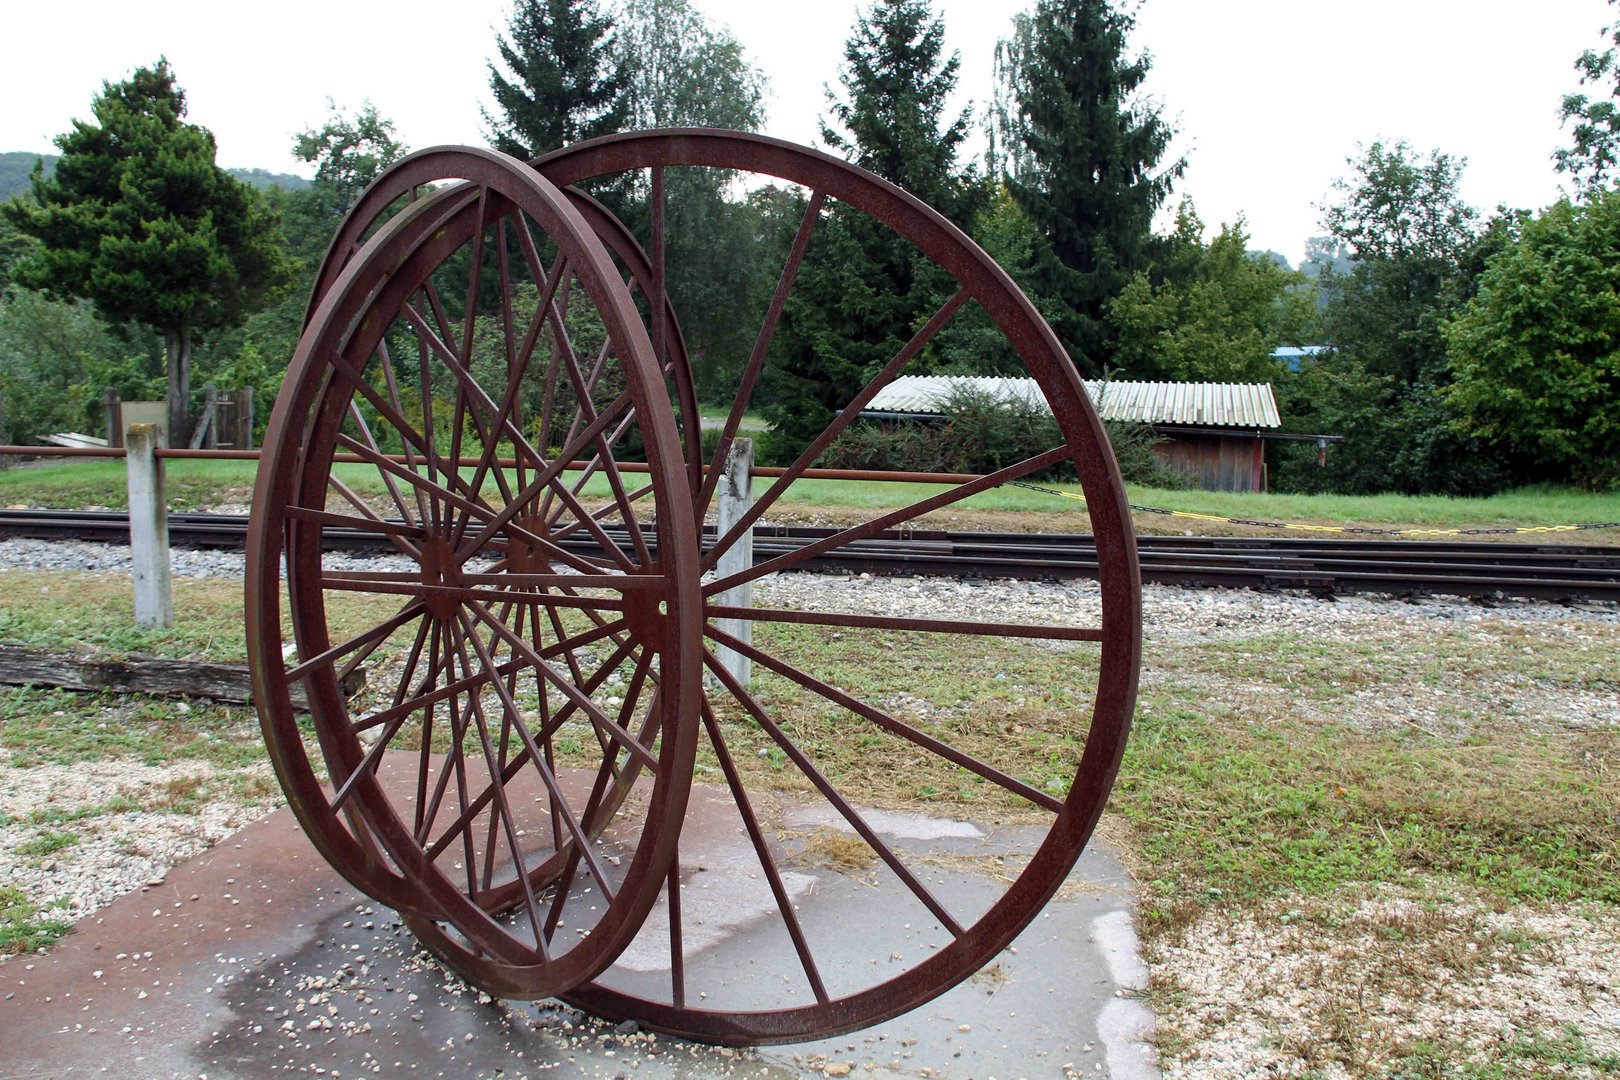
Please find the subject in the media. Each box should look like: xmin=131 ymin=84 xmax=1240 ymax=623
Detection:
xmin=2 ymin=508 xmax=1618 ymax=603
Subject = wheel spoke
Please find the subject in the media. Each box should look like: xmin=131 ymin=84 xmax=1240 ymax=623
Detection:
xmin=698 ymin=698 xmax=829 ymax=1003
xmin=452 ymin=389 xmax=636 ymax=566
xmin=285 ymin=506 xmax=428 ymax=541
xmin=464 ymin=600 xmax=660 ymax=775
xmin=702 ymin=605 xmax=1104 ymax=644
xmin=451 ymin=611 xmax=551 ymax=955
xmin=325 ymin=474 xmax=424 ymax=561
xmin=702 ymin=288 xmax=969 ymax=568
xmin=418 ymin=634 xmax=646 ymax=862
xmin=704 ymin=443 xmax=1073 ymax=596
xmin=701 ymin=646 xmax=964 ymax=937
xmin=373 ymin=339 xmax=432 ymax=527
xmin=696 ymin=189 xmax=826 ymax=519
xmin=458 ymin=610 xmax=621 ymax=902
xmin=284 ymin=601 xmax=426 ymax=682
xmin=705 ymin=623 xmax=1065 ymax=815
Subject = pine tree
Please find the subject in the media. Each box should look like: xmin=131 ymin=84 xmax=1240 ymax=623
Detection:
xmin=820 ymin=0 xmax=971 ymax=213
xmin=762 ymin=0 xmax=972 ymax=456
xmin=2 ymin=60 xmax=286 ymax=442
xmin=1002 ymin=0 xmax=1183 ymax=375
xmin=484 ymin=0 xmax=630 ymax=158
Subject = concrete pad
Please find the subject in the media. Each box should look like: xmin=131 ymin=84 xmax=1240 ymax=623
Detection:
xmin=0 ymin=792 xmax=1156 ymax=1079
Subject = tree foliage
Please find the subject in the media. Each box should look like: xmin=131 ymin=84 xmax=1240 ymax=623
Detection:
xmin=1109 ymin=202 xmax=1317 ymax=382
xmin=1000 ymin=0 xmax=1184 ymax=375
xmin=1 ymin=60 xmax=286 ymax=441
xmin=1555 ymin=0 xmax=1620 ymax=193
xmin=1282 ymin=140 xmax=1522 ymax=495
xmin=484 ymin=0 xmax=630 ymax=159
xmin=0 ymin=290 xmax=149 ymax=444
xmin=1445 ymin=192 xmax=1620 ymax=489
xmin=605 ymin=0 xmax=768 ymax=400
xmin=763 ymin=0 xmax=970 ymax=456
xmin=293 ymin=100 xmax=409 ymax=216
xmin=819 ymin=0 xmax=971 ymax=215
xmin=614 ymin=0 xmax=765 ymax=132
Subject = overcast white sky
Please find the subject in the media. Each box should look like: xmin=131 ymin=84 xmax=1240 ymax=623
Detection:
xmin=2 ymin=0 xmax=1613 ymax=262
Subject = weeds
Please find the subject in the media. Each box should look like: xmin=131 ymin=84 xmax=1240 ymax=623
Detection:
xmin=0 ymin=886 xmax=70 ymax=955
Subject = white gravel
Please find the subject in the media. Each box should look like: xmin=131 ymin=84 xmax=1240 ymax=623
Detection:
xmin=0 ymin=752 xmax=276 ymax=930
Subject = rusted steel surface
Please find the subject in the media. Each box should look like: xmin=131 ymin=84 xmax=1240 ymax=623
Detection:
xmin=244 ymin=148 xmax=703 ymax=998
xmin=64 ymin=129 xmax=1146 ymax=1046
xmin=502 ymin=129 xmax=1143 ymax=1044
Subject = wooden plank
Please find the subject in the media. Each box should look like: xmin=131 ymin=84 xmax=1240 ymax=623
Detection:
xmin=0 ymin=641 xmax=364 ymax=710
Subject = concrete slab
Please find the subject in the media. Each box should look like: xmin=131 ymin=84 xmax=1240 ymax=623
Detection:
xmin=0 ymin=791 xmax=1156 ymax=1079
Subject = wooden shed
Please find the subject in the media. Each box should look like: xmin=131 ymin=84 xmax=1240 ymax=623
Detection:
xmin=863 ymin=376 xmax=1286 ymax=493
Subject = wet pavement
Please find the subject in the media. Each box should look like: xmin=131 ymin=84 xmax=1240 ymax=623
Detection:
xmin=0 ymin=792 xmax=1156 ymax=1079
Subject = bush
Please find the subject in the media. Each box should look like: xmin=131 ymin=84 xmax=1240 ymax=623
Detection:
xmin=819 ymin=382 xmax=1188 ymax=487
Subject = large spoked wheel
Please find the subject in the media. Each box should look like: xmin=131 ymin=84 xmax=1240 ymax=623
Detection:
xmin=245 ymin=148 xmax=703 ymax=996
xmin=526 ymin=130 xmax=1143 ymax=1043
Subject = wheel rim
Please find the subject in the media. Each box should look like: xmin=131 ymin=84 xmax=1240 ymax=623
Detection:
xmin=246 ymin=147 xmax=703 ymax=995
xmin=520 ymin=129 xmax=1145 ymax=1043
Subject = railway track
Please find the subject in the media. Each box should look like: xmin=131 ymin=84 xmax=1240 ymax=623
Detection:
xmin=2 ymin=508 xmax=1617 ymax=602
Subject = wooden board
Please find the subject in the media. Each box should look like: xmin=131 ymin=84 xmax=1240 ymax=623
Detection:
xmin=0 ymin=641 xmax=364 ymax=710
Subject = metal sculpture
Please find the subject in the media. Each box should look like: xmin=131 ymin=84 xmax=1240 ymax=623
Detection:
xmin=245 ymin=130 xmax=1142 ymax=1045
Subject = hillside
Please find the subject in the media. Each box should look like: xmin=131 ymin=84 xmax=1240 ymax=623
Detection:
xmin=1 ymin=151 xmax=310 ymax=200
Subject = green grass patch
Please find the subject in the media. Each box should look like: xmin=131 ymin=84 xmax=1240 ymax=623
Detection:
xmin=0 ymin=685 xmax=265 ymax=768
xmin=1178 ymin=627 xmax=1618 ymax=700
xmin=1113 ymin=693 xmax=1620 ymax=936
xmin=4 ymin=454 xmax=1616 ymax=534
xmin=0 ymin=886 xmax=71 ymax=955
xmin=15 ymin=829 xmax=78 ymax=857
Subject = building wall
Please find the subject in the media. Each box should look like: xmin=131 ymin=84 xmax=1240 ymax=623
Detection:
xmin=1153 ymin=432 xmax=1265 ymax=492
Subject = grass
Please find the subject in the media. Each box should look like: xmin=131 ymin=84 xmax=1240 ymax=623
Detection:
xmin=1113 ymin=695 xmax=1620 ymax=934
xmin=3 ymin=565 xmax=1614 ymax=917
xmin=3 ymin=455 xmax=1617 ymax=535
xmin=0 ymin=886 xmax=70 ymax=956
xmin=0 ymin=684 xmax=266 ymax=769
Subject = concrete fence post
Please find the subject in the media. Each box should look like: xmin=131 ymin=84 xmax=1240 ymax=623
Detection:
xmin=713 ymin=437 xmax=755 ymax=687
xmin=104 ymin=387 xmax=123 ymax=448
xmin=125 ymin=424 xmax=173 ymax=629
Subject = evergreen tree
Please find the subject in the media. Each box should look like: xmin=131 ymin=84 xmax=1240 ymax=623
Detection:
xmin=484 ymin=0 xmax=630 ymax=159
xmin=820 ymin=0 xmax=971 ymax=214
xmin=762 ymin=0 xmax=972 ymax=456
xmin=1001 ymin=0 xmax=1183 ymax=375
xmin=2 ymin=60 xmax=286 ymax=442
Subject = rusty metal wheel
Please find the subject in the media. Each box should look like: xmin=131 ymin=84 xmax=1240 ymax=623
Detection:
xmin=521 ymin=130 xmax=1143 ymax=1043
xmin=245 ymin=147 xmax=703 ymax=996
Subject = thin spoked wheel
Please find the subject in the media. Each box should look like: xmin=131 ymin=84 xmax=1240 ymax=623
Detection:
xmin=244 ymin=147 xmax=703 ymax=996
xmin=525 ymin=130 xmax=1143 ymax=1043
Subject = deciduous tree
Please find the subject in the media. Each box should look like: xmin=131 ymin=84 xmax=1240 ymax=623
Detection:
xmin=1555 ymin=0 xmax=1620 ymax=193
xmin=1293 ymin=141 xmax=1518 ymax=494
xmin=1109 ymin=204 xmax=1317 ymax=382
xmin=609 ymin=0 xmax=769 ymax=400
xmin=1445 ymin=192 xmax=1620 ymax=489
xmin=294 ymin=100 xmax=408 ymax=217
xmin=2 ymin=61 xmax=287 ymax=442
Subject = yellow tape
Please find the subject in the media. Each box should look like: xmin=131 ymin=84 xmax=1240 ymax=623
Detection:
xmin=1006 ymin=481 xmax=1620 ymax=538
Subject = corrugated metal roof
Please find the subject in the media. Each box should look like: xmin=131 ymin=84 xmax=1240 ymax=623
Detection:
xmin=864 ymin=376 xmax=1281 ymax=428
